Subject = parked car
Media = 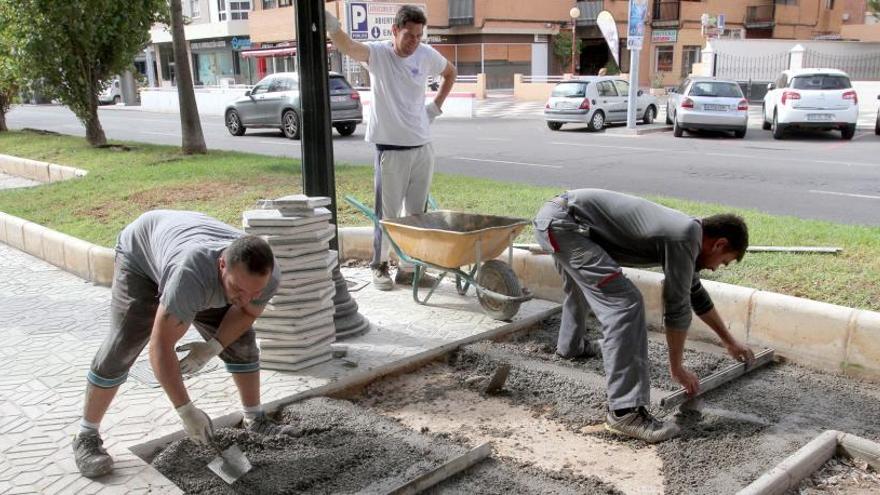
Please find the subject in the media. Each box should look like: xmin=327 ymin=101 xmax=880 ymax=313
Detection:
xmin=762 ymin=69 xmax=858 ymax=140
xmin=544 ymin=76 xmax=659 ymax=132
xmin=666 ymin=77 xmax=749 ymax=138
xmin=98 ymin=78 xmax=122 ymax=105
xmin=224 ymin=72 xmax=362 ymax=139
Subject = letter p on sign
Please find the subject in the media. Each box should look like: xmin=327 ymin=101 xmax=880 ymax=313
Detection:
xmin=350 ymin=3 xmax=368 ymax=31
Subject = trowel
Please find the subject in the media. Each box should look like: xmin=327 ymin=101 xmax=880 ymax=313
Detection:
xmin=207 ymin=439 xmax=252 ymax=485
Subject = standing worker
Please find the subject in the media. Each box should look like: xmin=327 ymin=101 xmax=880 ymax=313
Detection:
xmin=325 ymin=5 xmax=457 ymax=290
xmin=533 ymin=189 xmax=755 ymax=443
xmin=73 ymin=210 xmax=292 ymax=478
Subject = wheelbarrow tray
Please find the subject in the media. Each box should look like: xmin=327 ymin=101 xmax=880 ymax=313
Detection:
xmin=380 ymin=210 xmax=528 ymax=270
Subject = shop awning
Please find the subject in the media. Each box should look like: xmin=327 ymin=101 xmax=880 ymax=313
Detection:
xmin=240 ymin=44 xmax=334 ymax=58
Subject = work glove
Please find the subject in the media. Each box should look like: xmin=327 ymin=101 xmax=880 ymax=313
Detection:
xmin=325 ymin=10 xmax=341 ymax=34
xmin=425 ymin=101 xmax=442 ymax=123
xmin=177 ymin=338 xmax=223 ymax=375
xmin=176 ymin=401 xmax=214 ymax=445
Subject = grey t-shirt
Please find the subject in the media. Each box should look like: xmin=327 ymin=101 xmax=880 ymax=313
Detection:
xmin=116 ymin=210 xmax=280 ymax=324
xmin=563 ymin=189 xmax=714 ymax=330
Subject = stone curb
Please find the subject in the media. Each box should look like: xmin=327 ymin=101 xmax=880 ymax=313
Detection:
xmin=0 ymin=153 xmax=88 ymax=182
xmin=1 ymin=218 xmax=877 ymax=381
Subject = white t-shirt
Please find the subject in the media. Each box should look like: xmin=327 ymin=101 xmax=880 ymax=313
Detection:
xmin=365 ymin=41 xmax=448 ymax=146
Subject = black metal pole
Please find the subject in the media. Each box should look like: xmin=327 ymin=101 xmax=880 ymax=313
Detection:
xmin=295 ymin=0 xmax=337 ymax=249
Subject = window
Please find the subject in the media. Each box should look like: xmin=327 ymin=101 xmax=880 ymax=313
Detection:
xmin=775 ymin=73 xmax=788 ymax=88
xmin=329 ymin=76 xmax=352 ymax=92
xmin=824 ymin=0 xmax=834 ymax=9
xmin=597 ymin=81 xmax=618 ymax=97
xmin=775 ymin=0 xmax=797 ymax=5
xmin=218 ymin=0 xmax=249 ymax=21
xmin=551 ymin=82 xmax=588 ymax=97
xmin=790 ymin=74 xmax=851 ymax=90
xmin=251 ymin=79 xmax=271 ymax=95
xmin=190 ymin=0 xmax=201 ymax=18
xmin=613 ymin=80 xmax=629 ymax=97
xmin=279 ymin=0 xmax=292 ymax=5
xmin=269 ymin=77 xmax=295 ymax=92
xmin=262 ymin=0 xmax=277 ymax=8
xmin=654 ymin=46 xmax=674 ymax=73
xmin=449 ymin=0 xmax=474 ymax=26
xmin=681 ymin=46 xmax=700 ymax=78
xmin=688 ymin=81 xmax=743 ymax=98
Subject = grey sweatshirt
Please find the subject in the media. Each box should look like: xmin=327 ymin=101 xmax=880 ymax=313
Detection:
xmin=563 ymin=189 xmax=714 ymax=330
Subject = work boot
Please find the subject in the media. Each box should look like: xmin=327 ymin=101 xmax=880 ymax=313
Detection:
xmin=394 ymin=269 xmax=438 ymax=288
xmin=605 ymin=406 xmax=680 ymax=443
xmin=557 ymin=339 xmax=602 ymax=360
xmin=372 ymin=262 xmax=393 ymax=291
xmin=72 ymin=431 xmax=113 ymax=478
xmin=244 ymin=414 xmax=296 ymax=437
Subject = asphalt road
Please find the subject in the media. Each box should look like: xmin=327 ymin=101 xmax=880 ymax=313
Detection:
xmin=5 ymin=104 xmax=880 ymax=226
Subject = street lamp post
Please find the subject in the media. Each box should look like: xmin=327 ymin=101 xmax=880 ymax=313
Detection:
xmin=569 ymin=7 xmax=580 ymax=75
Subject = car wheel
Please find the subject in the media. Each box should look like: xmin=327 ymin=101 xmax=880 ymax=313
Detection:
xmin=547 ymin=121 xmax=563 ymax=131
xmin=282 ymin=109 xmax=301 ymax=140
xmin=841 ymin=124 xmax=856 ymax=140
xmin=875 ymin=112 xmax=880 ymax=135
xmin=112 ymin=95 xmax=121 ymax=105
xmin=772 ymin=111 xmax=785 ymax=140
xmin=334 ymin=122 xmax=357 ymax=136
xmin=673 ymin=115 xmax=683 ymax=137
xmin=643 ymin=106 xmax=655 ymax=125
xmin=665 ymin=104 xmax=673 ymax=125
xmin=734 ymin=128 xmax=747 ymax=139
xmin=225 ymin=110 xmax=246 ymax=136
xmin=587 ymin=111 xmax=605 ymax=132
xmin=761 ymin=105 xmax=771 ymax=130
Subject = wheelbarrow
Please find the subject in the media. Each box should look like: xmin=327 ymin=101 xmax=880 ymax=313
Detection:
xmin=345 ymin=196 xmax=533 ymax=320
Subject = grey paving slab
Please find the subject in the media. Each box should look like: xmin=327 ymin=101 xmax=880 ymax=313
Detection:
xmin=0 ymin=173 xmax=40 ymax=190
xmin=0 ymin=243 xmax=555 ymax=493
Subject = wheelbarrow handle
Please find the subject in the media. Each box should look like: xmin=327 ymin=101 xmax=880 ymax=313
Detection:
xmin=344 ymin=195 xmax=381 ymax=226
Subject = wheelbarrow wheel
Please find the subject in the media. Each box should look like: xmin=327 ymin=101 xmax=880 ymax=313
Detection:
xmin=476 ymin=260 xmax=522 ymax=321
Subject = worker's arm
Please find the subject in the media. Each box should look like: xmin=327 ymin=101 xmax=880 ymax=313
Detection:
xmin=326 ymin=10 xmax=369 ymax=63
xmin=432 ymin=61 xmax=457 ymax=110
xmin=697 ymin=307 xmax=755 ymax=364
xmin=214 ymin=302 xmax=264 ymax=347
xmin=665 ymin=328 xmax=700 ymax=396
xmin=149 ymin=305 xmax=193 ymax=408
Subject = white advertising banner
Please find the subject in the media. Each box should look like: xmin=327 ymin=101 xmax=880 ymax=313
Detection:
xmin=596 ymin=11 xmax=620 ymax=66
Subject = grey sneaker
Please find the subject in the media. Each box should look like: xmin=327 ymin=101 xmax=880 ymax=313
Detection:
xmin=556 ymin=339 xmax=602 ymax=359
xmin=372 ymin=262 xmax=393 ymax=291
xmin=605 ymin=406 xmax=680 ymax=443
xmin=244 ymin=414 xmax=296 ymax=437
xmin=394 ymin=269 xmax=438 ymax=288
xmin=73 ymin=431 xmax=113 ymax=478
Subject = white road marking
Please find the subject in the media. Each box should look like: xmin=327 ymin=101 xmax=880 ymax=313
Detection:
xmin=476 ymin=137 xmax=512 ymax=142
xmin=452 ymin=156 xmax=562 ymax=169
xmin=809 ymin=190 xmax=880 ymax=200
xmin=257 ymin=140 xmax=300 ymax=146
xmin=139 ymin=131 xmax=178 ymax=136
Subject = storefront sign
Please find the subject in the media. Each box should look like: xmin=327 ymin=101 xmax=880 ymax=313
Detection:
xmin=231 ymin=37 xmax=251 ymax=50
xmin=651 ymin=29 xmax=677 ymax=43
xmin=347 ymin=1 xmax=427 ymax=41
xmin=627 ymin=0 xmax=648 ymax=50
xmin=191 ymin=40 xmax=226 ymax=50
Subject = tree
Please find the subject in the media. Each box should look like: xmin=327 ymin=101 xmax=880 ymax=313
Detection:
xmin=0 ymin=0 xmax=166 ymax=146
xmin=553 ymin=29 xmax=583 ymax=74
xmin=0 ymin=28 xmax=17 ymax=132
xmin=870 ymin=0 xmax=880 ymax=19
xmin=169 ymin=0 xmax=206 ymax=154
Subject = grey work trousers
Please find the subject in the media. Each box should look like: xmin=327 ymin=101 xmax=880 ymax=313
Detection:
xmin=533 ymin=200 xmax=650 ymax=410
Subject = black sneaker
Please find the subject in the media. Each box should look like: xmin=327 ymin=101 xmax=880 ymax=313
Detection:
xmin=394 ymin=269 xmax=438 ymax=288
xmin=605 ymin=406 xmax=680 ymax=443
xmin=244 ymin=414 xmax=296 ymax=437
xmin=73 ymin=431 xmax=113 ymax=478
xmin=372 ymin=262 xmax=393 ymax=291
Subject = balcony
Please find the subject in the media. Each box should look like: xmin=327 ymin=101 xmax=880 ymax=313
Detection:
xmin=575 ymin=1 xmax=603 ymax=26
xmin=745 ymin=4 xmax=776 ymax=29
xmin=651 ymin=1 xmax=680 ymax=28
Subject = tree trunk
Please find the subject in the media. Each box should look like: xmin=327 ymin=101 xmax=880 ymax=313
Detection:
xmin=0 ymin=93 xmax=8 ymax=132
xmin=170 ymin=0 xmax=207 ymax=154
xmin=84 ymin=93 xmax=107 ymax=146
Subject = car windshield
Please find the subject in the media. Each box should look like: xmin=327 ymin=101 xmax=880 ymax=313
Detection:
xmin=551 ymin=83 xmax=588 ymax=98
xmin=329 ymin=77 xmax=352 ymax=91
xmin=790 ymin=75 xmax=851 ymax=90
xmin=689 ymin=81 xmax=743 ymax=98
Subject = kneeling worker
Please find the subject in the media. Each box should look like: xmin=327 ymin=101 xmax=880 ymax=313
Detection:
xmin=533 ymin=189 xmax=754 ymax=443
xmin=73 ymin=210 xmax=289 ymax=478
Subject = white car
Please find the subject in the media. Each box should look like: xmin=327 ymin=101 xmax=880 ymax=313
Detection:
xmin=667 ymin=77 xmax=749 ymax=138
xmin=762 ymin=69 xmax=858 ymax=140
xmin=544 ymin=76 xmax=659 ymax=132
xmin=98 ymin=78 xmax=122 ymax=105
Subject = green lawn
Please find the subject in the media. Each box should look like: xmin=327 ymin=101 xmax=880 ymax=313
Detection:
xmin=1 ymin=130 xmax=878 ymax=311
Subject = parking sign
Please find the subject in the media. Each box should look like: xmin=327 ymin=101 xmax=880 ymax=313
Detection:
xmin=347 ymin=1 xmax=427 ymax=41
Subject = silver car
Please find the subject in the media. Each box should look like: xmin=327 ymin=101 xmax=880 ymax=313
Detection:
xmin=667 ymin=77 xmax=749 ymax=138
xmin=225 ymin=72 xmax=363 ymax=139
xmin=544 ymin=76 xmax=659 ymax=132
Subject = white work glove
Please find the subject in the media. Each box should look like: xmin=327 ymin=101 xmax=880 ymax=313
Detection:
xmin=425 ymin=101 xmax=442 ymax=123
xmin=325 ymin=10 xmax=341 ymax=34
xmin=176 ymin=401 xmax=214 ymax=445
xmin=177 ymin=338 xmax=223 ymax=375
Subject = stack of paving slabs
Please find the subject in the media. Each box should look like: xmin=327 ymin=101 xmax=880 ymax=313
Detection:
xmin=244 ymin=195 xmax=338 ymax=371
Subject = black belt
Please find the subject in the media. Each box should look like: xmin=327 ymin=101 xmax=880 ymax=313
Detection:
xmin=376 ymin=143 xmax=424 ymax=151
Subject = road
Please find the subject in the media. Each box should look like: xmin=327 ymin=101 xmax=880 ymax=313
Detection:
xmin=5 ymin=103 xmax=880 ymax=225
